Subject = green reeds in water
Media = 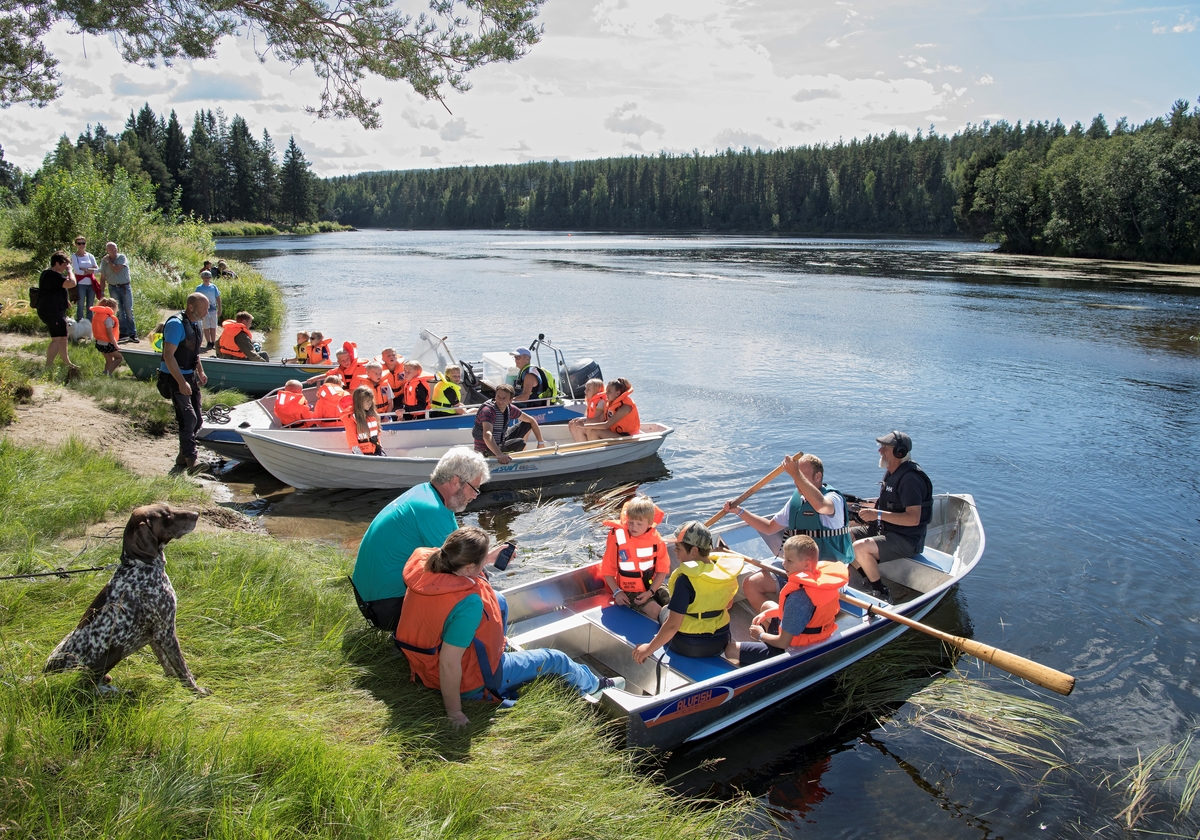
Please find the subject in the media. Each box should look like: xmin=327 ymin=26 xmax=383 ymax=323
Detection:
xmin=832 ymin=635 xmax=1077 ymax=778
xmin=1108 ymin=734 xmax=1200 ymax=831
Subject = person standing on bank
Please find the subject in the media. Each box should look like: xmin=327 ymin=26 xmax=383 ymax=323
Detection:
xmin=194 ymin=270 xmax=221 ymax=351
xmin=351 ymin=448 xmax=505 ymax=634
xmin=849 ymin=431 xmax=934 ymax=602
xmin=37 ymin=252 xmax=80 ymax=379
xmin=723 ymin=453 xmax=855 ymax=612
xmin=158 ymin=293 xmax=209 ymax=470
xmin=98 ymin=242 xmax=137 ymax=343
xmin=70 ymin=236 xmax=99 ymax=322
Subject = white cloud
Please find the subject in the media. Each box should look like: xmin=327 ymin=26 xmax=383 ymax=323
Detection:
xmin=977 ymin=73 xmax=994 ymax=85
xmin=419 ymin=146 xmax=440 ymax=157
xmin=439 ymin=118 xmax=478 ymax=141
xmin=603 ymin=102 xmax=665 ymax=137
xmin=713 ymin=128 xmax=776 ymax=151
xmin=1152 ymin=15 xmax=1198 ymax=34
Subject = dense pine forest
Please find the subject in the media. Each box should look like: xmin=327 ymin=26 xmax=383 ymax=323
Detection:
xmin=2 ymin=98 xmax=1198 ymax=262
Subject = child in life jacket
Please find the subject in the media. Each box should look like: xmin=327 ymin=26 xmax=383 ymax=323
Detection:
xmin=305 ymin=331 xmax=333 ymax=365
xmin=150 ymin=321 xmax=165 ymax=354
xmin=568 ymin=378 xmax=607 ymax=442
xmin=274 ymin=379 xmax=314 ymax=427
xmin=736 ymin=535 xmax=849 ymax=666
xmin=344 ymin=385 xmax=385 ymax=456
xmin=286 ymin=331 xmax=310 ymax=363
xmin=90 ymin=296 xmax=123 ymax=375
xmin=600 ymin=495 xmax=670 ymax=618
xmin=312 ymin=374 xmax=349 ymax=424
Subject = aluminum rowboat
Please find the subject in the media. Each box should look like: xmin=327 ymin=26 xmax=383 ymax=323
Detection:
xmin=500 ymin=493 xmax=983 ymax=750
xmin=121 ymin=347 xmax=335 ymax=396
xmin=239 ymin=422 xmax=674 ymax=490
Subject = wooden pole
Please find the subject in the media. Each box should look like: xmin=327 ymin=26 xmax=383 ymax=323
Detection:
xmin=704 ymin=450 xmax=805 ymax=528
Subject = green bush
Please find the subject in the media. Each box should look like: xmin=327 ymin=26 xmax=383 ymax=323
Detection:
xmin=208 ymin=221 xmax=280 ymax=237
xmin=222 ymin=268 xmax=285 ymax=330
xmin=8 ymin=160 xmax=159 ymax=262
xmin=0 ymin=306 xmax=44 ymax=334
xmin=0 ymin=354 xmax=33 ymax=425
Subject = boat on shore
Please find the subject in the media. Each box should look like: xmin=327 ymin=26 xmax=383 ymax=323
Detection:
xmin=500 ymin=493 xmax=983 ymax=750
xmin=240 ymin=422 xmax=674 ymax=490
xmin=122 ymin=347 xmax=334 ymax=396
xmin=197 ymin=388 xmax=586 ymax=463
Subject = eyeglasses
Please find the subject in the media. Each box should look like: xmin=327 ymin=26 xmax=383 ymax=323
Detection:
xmin=75 ymin=240 xmax=85 ymax=245
xmin=463 ymin=477 xmax=482 ymax=495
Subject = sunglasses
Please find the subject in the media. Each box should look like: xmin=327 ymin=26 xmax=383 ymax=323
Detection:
xmin=75 ymin=240 xmax=85 ymax=245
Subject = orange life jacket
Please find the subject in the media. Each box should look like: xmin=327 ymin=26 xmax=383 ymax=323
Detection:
xmin=274 ymin=389 xmax=314 ymax=427
xmin=764 ymin=562 xmax=849 ymax=647
xmin=586 ymin=392 xmax=606 ymax=420
xmin=394 ymin=549 xmax=507 ymax=699
xmin=217 ymin=320 xmax=252 ymax=359
xmin=305 ymin=339 xmax=332 ymax=365
xmin=313 ymin=382 xmax=349 ymax=423
xmin=607 ymin=388 xmax=641 ymax=435
xmin=89 ymin=304 xmax=119 ymax=346
xmin=603 ymin=506 xmax=667 ymax=593
xmin=401 ymin=373 xmax=435 ymax=412
xmin=353 ymin=373 xmax=393 ymax=414
xmin=343 ymin=412 xmax=382 ymax=454
xmin=337 ymin=360 xmax=367 ymax=390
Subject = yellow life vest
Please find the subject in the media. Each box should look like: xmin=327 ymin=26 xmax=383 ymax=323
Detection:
xmin=667 ymin=552 xmax=743 ymax=635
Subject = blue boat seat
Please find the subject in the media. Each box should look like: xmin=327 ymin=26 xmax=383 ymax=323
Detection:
xmin=586 ymin=605 xmax=736 ymax=683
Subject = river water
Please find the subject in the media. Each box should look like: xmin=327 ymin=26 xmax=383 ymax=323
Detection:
xmin=217 ymin=230 xmax=1200 ymax=838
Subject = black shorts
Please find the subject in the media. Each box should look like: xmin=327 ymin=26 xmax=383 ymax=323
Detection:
xmin=667 ymin=624 xmax=731 ymax=658
xmin=849 ymin=526 xmax=918 ymax=562
xmin=41 ymin=312 xmax=67 ymax=337
xmin=95 ymin=341 xmax=117 ymax=354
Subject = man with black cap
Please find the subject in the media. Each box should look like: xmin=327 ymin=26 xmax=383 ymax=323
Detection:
xmin=849 ymin=431 xmax=934 ymax=602
xmin=631 ymin=521 xmax=742 ymax=665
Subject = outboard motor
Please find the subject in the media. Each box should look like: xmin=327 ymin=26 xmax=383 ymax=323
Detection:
xmin=563 ymin=358 xmax=603 ymax=399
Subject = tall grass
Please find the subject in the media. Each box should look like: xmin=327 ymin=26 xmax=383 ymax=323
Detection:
xmin=0 ymin=438 xmax=198 ymax=560
xmin=208 ymin=221 xmax=281 ymax=237
xmin=0 ymin=354 xmax=33 ymax=424
xmin=0 ymin=442 xmax=750 ymax=837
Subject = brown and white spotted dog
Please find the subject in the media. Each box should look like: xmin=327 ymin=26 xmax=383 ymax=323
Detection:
xmin=44 ymin=503 xmax=210 ymax=695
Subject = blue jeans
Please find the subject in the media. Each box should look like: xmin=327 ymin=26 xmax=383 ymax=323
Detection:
xmin=110 ymin=283 xmax=136 ymax=338
xmin=75 ymin=283 xmax=96 ymax=322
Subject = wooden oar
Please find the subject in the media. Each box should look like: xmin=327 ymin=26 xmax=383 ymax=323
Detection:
xmin=733 ymin=553 xmax=1076 ymax=697
xmin=506 ymin=436 xmax=636 ymax=459
xmin=704 ymin=450 xmax=805 ymax=528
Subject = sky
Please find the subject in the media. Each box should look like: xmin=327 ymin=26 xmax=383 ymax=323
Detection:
xmin=1 ymin=0 xmax=1198 ymax=176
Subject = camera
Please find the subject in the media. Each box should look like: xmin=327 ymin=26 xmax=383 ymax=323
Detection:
xmin=493 ymin=540 xmax=516 ymax=571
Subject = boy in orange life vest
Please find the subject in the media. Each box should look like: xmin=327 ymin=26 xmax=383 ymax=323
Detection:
xmin=345 ymin=386 xmax=385 ymax=455
xmin=306 ymin=331 xmax=333 ymax=364
xmin=736 ymin=535 xmax=849 ymax=666
xmin=90 ymin=296 xmax=124 ymax=375
xmin=312 ymin=374 xmax=349 ymax=424
xmin=600 ymin=495 xmax=670 ymax=618
xmin=582 ymin=377 xmax=640 ymax=440
xmin=274 ymin=380 xmax=314 ymax=427
xmin=378 ymin=347 xmax=405 ymax=392
xmin=216 ymin=311 xmax=268 ymax=361
xmin=399 ymin=360 xmax=434 ymax=420
xmin=568 ymin=378 xmax=607 ymax=442
xmin=354 ymin=361 xmax=394 ymax=414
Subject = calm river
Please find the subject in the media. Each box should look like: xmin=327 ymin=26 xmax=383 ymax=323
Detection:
xmin=217 ymin=230 xmax=1200 ymax=838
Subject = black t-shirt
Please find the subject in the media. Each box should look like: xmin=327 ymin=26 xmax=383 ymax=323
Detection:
xmin=668 ymin=574 xmax=696 ymax=614
xmin=879 ymin=461 xmax=933 ymax=548
xmin=37 ymin=269 xmax=68 ymax=315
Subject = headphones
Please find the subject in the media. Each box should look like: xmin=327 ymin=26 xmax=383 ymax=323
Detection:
xmin=889 ymin=431 xmax=909 ymax=459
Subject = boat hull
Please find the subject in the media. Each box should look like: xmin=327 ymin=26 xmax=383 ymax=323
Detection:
xmin=500 ymin=493 xmax=983 ymax=751
xmin=123 ymin=348 xmax=333 ymax=397
xmin=240 ymin=423 xmax=674 ymax=490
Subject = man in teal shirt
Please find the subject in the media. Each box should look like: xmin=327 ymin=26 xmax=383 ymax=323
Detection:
xmin=351 ymin=448 xmax=492 ymax=632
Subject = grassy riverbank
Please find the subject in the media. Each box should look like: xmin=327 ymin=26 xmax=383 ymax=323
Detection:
xmin=0 ymin=439 xmax=750 ymax=838
xmin=208 ymin=220 xmax=354 ymax=237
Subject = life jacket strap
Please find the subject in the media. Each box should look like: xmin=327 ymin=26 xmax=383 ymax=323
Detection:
xmin=686 ymin=608 xmax=725 ymax=620
xmin=783 ymin=526 xmax=854 ymax=538
xmin=395 ymin=639 xmax=440 ymax=656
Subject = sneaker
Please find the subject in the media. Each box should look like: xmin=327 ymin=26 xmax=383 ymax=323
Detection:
xmin=867 ymin=580 xmax=891 ymax=603
xmin=585 ymin=676 xmax=625 ymax=701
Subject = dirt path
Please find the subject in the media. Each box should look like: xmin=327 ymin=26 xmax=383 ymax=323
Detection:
xmin=0 ymin=332 xmax=260 ymax=537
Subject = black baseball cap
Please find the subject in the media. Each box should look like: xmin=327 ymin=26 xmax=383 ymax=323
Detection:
xmin=876 ymin=431 xmax=912 ymax=452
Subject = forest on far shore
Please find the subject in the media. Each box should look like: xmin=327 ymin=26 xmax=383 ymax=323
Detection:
xmin=2 ymin=98 xmax=1198 ymax=263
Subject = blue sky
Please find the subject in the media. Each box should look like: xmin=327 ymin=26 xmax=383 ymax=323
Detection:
xmin=2 ymin=0 xmax=1197 ymax=175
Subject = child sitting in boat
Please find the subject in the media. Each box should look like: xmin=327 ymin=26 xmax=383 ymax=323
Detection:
xmin=286 ymin=331 xmax=310 ymax=363
xmin=581 ymin=378 xmax=640 ymax=440
xmin=601 ymin=495 xmax=670 ymax=618
xmin=736 ymin=535 xmax=848 ymax=666
xmin=568 ymin=378 xmax=606 ymax=442
xmin=344 ymin=385 xmax=385 ymax=456
xmin=305 ymin=331 xmax=333 ymax=364
xmin=313 ymin=375 xmax=348 ymax=424
xmin=274 ymin=380 xmax=314 ymax=427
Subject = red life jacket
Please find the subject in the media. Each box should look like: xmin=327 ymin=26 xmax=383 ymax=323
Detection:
xmin=274 ymin=389 xmax=313 ymax=427
xmin=607 ymin=387 xmax=641 ymax=435
xmin=343 ymin=413 xmax=382 ymax=454
xmin=305 ymin=339 xmax=332 ymax=364
xmin=764 ymin=562 xmax=849 ymax=647
xmin=353 ymin=373 xmax=393 ymax=414
xmin=586 ymin=392 xmax=606 ymax=420
xmin=401 ymin=373 xmax=435 ymax=411
xmin=218 ymin=320 xmax=252 ymax=358
xmin=394 ymin=549 xmax=507 ymax=699
xmin=603 ymin=506 xmax=667 ymax=593
xmin=337 ymin=360 xmax=367 ymax=390
xmin=313 ymin=382 xmax=348 ymax=423
xmin=89 ymin=304 xmax=119 ymax=345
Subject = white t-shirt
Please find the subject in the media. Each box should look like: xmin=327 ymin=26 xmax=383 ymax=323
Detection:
xmin=71 ymin=252 xmax=99 ymax=285
xmin=772 ymin=490 xmax=845 ymax=530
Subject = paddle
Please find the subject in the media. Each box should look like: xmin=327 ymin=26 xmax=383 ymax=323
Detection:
xmin=703 ymin=450 xmax=805 ymax=528
xmin=733 ymin=553 xmax=1076 ymax=697
xmin=506 ymin=436 xmax=639 ymax=459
